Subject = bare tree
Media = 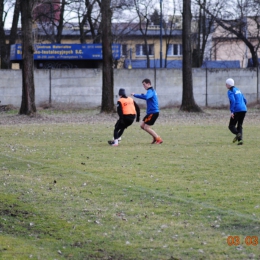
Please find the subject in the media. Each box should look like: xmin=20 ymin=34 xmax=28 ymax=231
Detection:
xmin=69 ymin=0 xmax=131 ymax=44
xmin=197 ymin=0 xmax=260 ymax=67
xmin=79 ymin=0 xmax=97 ymax=43
xmin=180 ymin=0 xmax=202 ymax=112
xmin=0 ymin=0 xmax=8 ymax=68
xmin=34 ymin=0 xmax=97 ymax=44
xmin=34 ymin=0 xmax=70 ymax=43
xmin=71 ymin=0 xmax=101 ymax=43
xmin=0 ymin=0 xmax=20 ymax=69
xmin=99 ymin=0 xmax=114 ymax=112
xmin=98 ymin=0 xmax=135 ymax=111
xmin=20 ymin=0 xmax=36 ymax=115
xmin=8 ymin=0 xmax=20 ymax=65
xmin=55 ymin=0 xmax=66 ymax=43
xmin=163 ymin=2 xmax=182 ymax=68
xmin=192 ymin=0 xmax=216 ymax=67
xmin=133 ymin=0 xmax=157 ymax=68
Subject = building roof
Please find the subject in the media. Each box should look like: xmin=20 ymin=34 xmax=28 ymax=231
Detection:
xmin=34 ymin=22 xmax=183 ymax=38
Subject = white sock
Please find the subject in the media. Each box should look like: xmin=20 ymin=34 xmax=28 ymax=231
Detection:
xmin=114 ymin=139 xmax=119 ymax=145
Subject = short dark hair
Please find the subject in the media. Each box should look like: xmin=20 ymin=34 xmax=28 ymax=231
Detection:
xmin=142 ymin=78 xmax=151 ymax=85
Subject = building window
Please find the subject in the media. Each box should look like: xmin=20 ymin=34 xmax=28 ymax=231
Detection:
xmin=167 ymin=44 xmax=183 ymax=56
xmin=136 ymin=44 xmax=154 ymax=56
xmin=121 ymin=44 xmax=128 ymax=57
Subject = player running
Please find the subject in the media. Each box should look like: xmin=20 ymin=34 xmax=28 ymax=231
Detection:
xmin=131 ymin=78 xmax=163 ymax=144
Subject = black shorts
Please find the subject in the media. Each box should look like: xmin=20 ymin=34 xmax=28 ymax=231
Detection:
xmin=143 ymin=112 xmax=159 ymax=126
xmin=115 ymin=115 xmax=135 ymax=129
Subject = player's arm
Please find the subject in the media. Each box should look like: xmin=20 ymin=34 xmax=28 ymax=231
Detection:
xmin=117 ymin=101 xmax=123 ymax=118
xmin=228 ymin=91 xmax=235 ymax=114
xmin=134 ymin=101 xmax=140 ymax=122
xmin=132 ymin=89 xmax=153 ymax=100
xmin=132 ymin=93 xmax=146 ymax=100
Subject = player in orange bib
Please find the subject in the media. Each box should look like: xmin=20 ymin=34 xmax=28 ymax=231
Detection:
xmin=108 ymin=88 xmax=140 ymax=146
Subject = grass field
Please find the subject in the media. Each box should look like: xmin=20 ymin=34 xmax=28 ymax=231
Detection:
xmin=0 ymin=108 xmax=259 ymax=260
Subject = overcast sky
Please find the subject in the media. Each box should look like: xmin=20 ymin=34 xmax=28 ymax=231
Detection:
xmin=4 ymin=0 xmax=182 ymax=30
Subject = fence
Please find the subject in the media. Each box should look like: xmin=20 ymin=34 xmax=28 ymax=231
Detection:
xmin=0 ymin=68 xmax=259 ymax=108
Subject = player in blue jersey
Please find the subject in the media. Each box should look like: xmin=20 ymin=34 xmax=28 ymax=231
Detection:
xmin=226 ymin=78 xmax=247 ymax=145
xmin=131 ymin=78 xmax=163 ymax=144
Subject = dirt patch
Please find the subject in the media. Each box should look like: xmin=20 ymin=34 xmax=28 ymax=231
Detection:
xmin=0 ymin=107 xmax=260 ymax=126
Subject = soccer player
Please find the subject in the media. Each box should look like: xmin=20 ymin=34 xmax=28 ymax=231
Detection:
xmin=226 ymin=78 xmax=247 ymax=145
xmin=108 ymin=88 xmax=140 ymax=147
xmin=131 ymin=78 xmax=163 ymax=144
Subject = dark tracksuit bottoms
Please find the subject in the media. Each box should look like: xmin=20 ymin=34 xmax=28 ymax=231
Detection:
xmin=228 ymin=112 xmax=246 ymax=139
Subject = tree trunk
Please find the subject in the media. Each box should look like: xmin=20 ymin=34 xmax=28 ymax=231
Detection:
xmin=100 ymin=0 xmax=114 ymax=113
xmin=193 ymin=1 xmax=202 ymax=68
xmin=20 ymin=0 xmax=36 ymax=115
xmin=180 ymin=0 xmax=202 ymax=112
xmin=8 ymin=0 xmax=20 ymax=68
xmin=10 ymin=0 xmax=20 ymax=43
xmin=144 ymin=38 xmax=150 ymax=68
xmin=56 ymin=0 xmax=65 ymax=43
xmin=0 ymin=0 xmax=8 ymax=69
xmin=79 ymin=0 xmax=95 ymax=44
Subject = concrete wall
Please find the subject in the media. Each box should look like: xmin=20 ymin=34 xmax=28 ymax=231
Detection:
xmin=0 ymin=68 xmax=259 ymax=108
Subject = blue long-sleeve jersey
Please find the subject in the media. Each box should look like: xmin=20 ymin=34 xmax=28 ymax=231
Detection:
xmin=133 ymin=87 xmax=159 ymax=114
xmin=227 ymin=86 xmax=247 ymax=113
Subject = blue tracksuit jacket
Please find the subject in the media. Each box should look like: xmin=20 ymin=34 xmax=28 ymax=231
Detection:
xmin=133 ymin=87 xmax=159 ymax=114
xmin=227 ymin=86 xmax=247 ymax=113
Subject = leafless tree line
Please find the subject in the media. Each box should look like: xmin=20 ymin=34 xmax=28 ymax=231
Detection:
xmin=2 ymin=0 xmax=260 ymax=69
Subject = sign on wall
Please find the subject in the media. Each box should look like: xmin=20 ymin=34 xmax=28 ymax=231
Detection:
xmin=10 ymin=44 xmax=121 ymax=61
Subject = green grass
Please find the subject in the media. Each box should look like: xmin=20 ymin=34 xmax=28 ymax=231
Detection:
xmin=0 ymin=108 xmax=259 ymax=259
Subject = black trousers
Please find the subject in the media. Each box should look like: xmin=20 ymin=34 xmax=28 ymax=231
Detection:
xmin=228 ymin=111 xmax=246 ymax=139
xmin=114 ymin=115 xmax=135 ymax=139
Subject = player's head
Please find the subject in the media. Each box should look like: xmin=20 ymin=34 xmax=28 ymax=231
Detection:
xmin=142 ymin=78 xmax=151 ymax=89
xmin=226 ymin=78 xmax=234 ymax=88
xmin=118 ymin=88 xmax=126 ymax=96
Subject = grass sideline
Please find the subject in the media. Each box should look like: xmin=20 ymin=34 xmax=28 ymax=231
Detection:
xmin=0 ymin=108 xmax=260 ymax=260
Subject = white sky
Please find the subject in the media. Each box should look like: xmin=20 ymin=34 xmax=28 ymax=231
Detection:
xmin=4 ymin=0 xmax=181 ymax=29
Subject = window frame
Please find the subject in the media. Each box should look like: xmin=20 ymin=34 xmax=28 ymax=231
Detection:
xmin=167 ymin=44 xmax=183 ymax=56
xmin=121 ymin=44 xmax=128 ymax=57
xmin=136 ymin=44 xmax=154 ymax=56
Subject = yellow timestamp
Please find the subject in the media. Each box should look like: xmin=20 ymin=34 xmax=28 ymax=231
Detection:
xmin=227 ymin=236 xmax=258 ymax=246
